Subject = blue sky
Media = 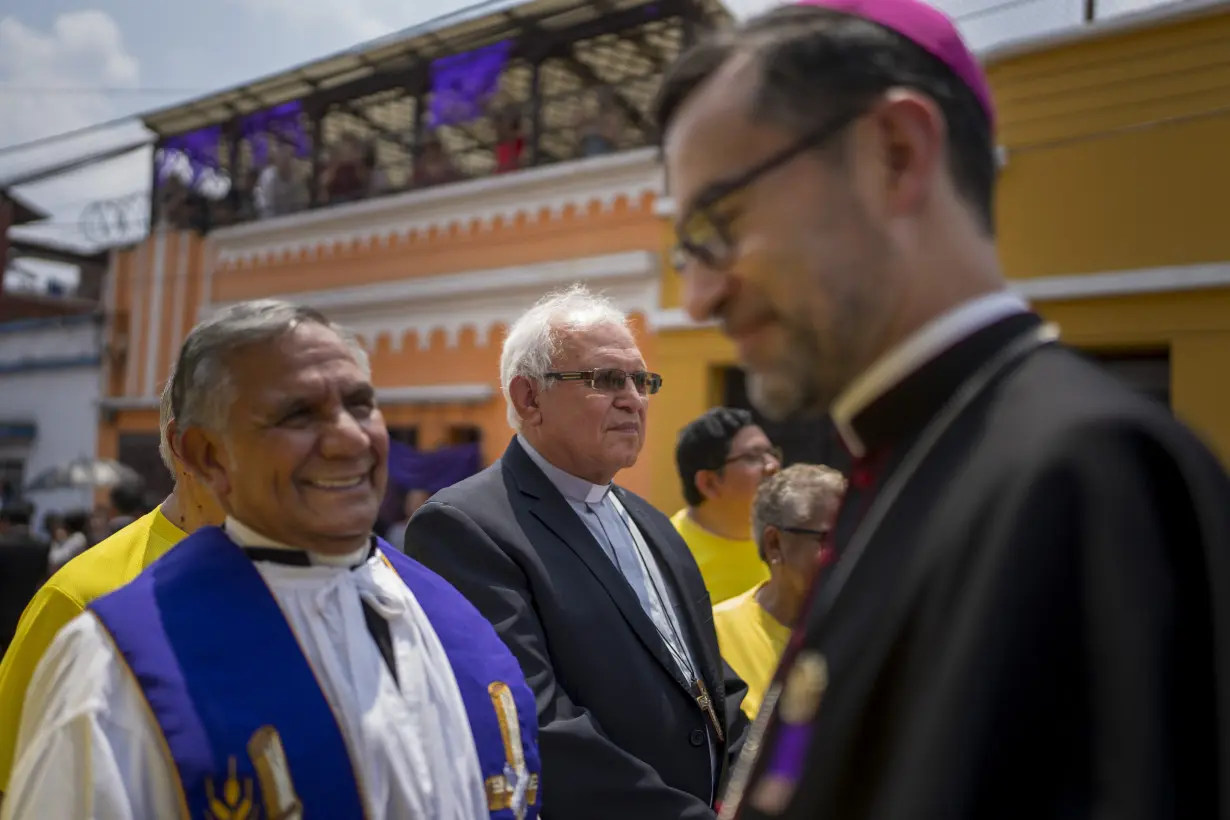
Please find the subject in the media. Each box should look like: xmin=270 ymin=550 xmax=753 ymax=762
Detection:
xmin=0 ymin=0 xmax=1167 ymax=284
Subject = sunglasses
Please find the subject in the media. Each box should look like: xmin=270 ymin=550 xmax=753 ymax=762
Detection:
xmin=545 ymin=368 xmax=664 ymax=395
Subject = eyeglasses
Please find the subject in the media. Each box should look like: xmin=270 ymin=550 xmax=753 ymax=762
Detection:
xmin=671 ymin=109 xmax=861 ymax=273
xmin=545 ymin=369 xmax=663 ymax=395
xmin=724 ymin=445 xmax=783 ymax=467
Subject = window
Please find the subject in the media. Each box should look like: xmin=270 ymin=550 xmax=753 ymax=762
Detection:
xmin=117 ymin=433 xmax=172 ymax=498
xmin=0 ymin=458 xmax=25 ymax=501
xmin=719 ymin=367 xmax=851 ymax=476
xmin=447 ymin=425 xmax=482 ymax=446
xmin=387 ymin=426 xmax=419 ymax=448
xmin=1086 ymin=349 xmax=1170 ymax=408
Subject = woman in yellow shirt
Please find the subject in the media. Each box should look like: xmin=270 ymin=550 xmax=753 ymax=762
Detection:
xmin=713 ymin=464 xmax=846 ymax=718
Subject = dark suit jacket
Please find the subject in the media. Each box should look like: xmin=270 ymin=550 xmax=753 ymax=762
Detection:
xmin=0 ymin=530 xmax=49 ymax=656
xmin=731 ymin=314 xmax=1230 ymax=820
xmin=405 ymin=437 xmax=750 ymax=820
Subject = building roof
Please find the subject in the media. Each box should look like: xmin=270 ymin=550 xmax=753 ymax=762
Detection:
xmin=141 ymin=0 xmax=722 ymax=137
xmin=2 ymin=190 xmax=49 ymax=227
xmin=982 ymin=0 xmax=1229 ymax=64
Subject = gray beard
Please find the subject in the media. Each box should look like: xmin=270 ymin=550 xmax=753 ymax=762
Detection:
xmin=747 ymin=370 xmax=811 ymax=422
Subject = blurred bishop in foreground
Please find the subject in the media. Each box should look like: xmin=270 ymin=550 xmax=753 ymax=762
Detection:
xmin=659 ymin=0 xmax=1230 ymax=818
xmin=2 ymin=300 xmax=540 ymax=820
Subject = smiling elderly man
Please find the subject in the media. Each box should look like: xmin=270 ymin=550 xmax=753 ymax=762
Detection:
xmin=405 ymin=284 xmax=750 ymax=820
xmin=2 ymin=300 xmax=540 ymax=820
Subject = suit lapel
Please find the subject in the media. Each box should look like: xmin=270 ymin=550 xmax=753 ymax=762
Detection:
xmin=615 ymin=487 xmax=726 ymax=722
xmin=504 ymin=439 xmax=691 ymax=692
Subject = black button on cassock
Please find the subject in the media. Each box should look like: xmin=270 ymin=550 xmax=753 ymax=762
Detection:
xmin=689 ymin=728 xmax=705 ymax=747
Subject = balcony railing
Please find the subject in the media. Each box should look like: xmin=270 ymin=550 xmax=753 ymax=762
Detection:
xmin=150 ymin=0 xmax=730 ymax=236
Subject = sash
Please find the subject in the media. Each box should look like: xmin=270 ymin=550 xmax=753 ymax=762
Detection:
xmin=88 ymin=526 xmax=540 ymax=820
xmin=381 ymin=545 xmax=541 ymax=819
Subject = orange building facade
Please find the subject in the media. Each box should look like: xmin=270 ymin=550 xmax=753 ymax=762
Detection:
xmin=99 ymin=1 xmax=1230 ymax=512
xmin=100 ymin=148 xmax=673 ymax=499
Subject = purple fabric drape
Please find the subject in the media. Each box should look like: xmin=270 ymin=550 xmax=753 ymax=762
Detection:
xmin=158 ymin=127 xmax=221 ymax=186
xmin=240 ymin=101 xmax=310 ymax=166
xmin=429 ymin=40 xmax=512 ymax=126
xmin=387 ymin=440 xmax=481 ymax=494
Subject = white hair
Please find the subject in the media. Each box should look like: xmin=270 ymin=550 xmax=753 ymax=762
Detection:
xmin=158 ymin=371 xmax=175 ymax=473
xmin=499 ymin=284 xmax=630 ymax=430
xmin=752 ymin=464 xmax=847 ymax=551
xmin=172 ymin=299 xmax=370 ymax=442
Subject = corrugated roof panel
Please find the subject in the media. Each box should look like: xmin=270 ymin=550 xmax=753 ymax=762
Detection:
xmin=141 ymin=0 xmax=732 ymax=136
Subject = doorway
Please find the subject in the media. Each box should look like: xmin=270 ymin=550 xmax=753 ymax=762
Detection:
xmin=1085 ymin=349 xmax=1170 ymax=408
xmin=719 ymin=366 xmax=851 ymax=475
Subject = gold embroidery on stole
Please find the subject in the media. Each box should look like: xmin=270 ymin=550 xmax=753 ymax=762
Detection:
xmin=485 ymin=681 xmax=538 ymax=818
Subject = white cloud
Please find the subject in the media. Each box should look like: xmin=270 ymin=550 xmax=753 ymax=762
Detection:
xmin=232 ymin=0 xmax=435 ymax=47
xmin=0 ymin=10 xmax=151 ymax=271
xmin=0 ymin=11 xmax=139 ymax=148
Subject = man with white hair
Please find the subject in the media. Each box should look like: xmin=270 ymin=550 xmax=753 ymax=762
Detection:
xmin=406 ymin=284 xmax=750 ymax=820
xmin=0 ymin=373 xmax=224 ymax=803
xmin=3 ymin=300 xmax=540 ymax=820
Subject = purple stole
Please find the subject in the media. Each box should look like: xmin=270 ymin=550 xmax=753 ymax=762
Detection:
xmin=88 ymin=526 xmax=540 ymax=819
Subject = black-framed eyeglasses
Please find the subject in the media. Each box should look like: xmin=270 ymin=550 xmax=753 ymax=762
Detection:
xmin=545 ymin=369 xmax=663 ymax=395
xmin=671 ymin=109 xmax=861 ymax=273
xmin=724 ymin=445 xmax=784 ymax=467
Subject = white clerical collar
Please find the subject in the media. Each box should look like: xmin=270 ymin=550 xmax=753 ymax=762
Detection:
xmin=224 ymin=516 xmax=368 ymax=568
xmin=517 ymin=434 xmax=610 ymax=504
xmin=831 ymin=290 xmax=1030 ymax=458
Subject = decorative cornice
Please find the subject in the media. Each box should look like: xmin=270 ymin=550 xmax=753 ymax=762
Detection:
xmin=981 ymin=0 xmax=1229 ymax=65
xmin=204 ymin=250 xmax=663 ymax=350
xmin=211 ymin=148 xmax=664 ymax=267
xmin=377 ymin=384 xmax=494 ymax=405
xmin=649 ymin=307 xmax=716 ymax=331
xmin=1012 ymin=262 xmax=1230 ymax=300
xmin=0 ymin=319 xmax=100 ymax=365
xmin=100 ymin=383 xmax=496 ymax=409
xmin=100 ymin=396 xmax=160 ymax=410
xmin=649 ymin=262 xmax=1230 ymax=330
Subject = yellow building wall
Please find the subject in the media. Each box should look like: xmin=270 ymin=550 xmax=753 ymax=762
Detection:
xmin=990 ymin=10 xmax=1230 ymax=276
xmin=646 ymin=10 xmax=1230 ymax=509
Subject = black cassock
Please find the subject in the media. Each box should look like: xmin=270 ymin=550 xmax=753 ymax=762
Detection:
xmin=724 ymin=311 xmax=1230 ymax=820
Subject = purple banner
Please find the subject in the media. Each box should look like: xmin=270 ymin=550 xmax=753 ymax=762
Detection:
xmin=240 ymin=101 xmax=310 ymax=166
xmin=430 ymin=40 xmax=512 ymax=126
xmin=157 ymin=126 xmax=221 ymax=186
xmin=387 ymin=440 xmax=481 ymax=494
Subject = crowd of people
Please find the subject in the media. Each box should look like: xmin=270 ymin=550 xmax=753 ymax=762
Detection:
xmin=2 ymin=0 xmax=1230 ymax=818
xmin=159 ymin=86 xmax=629 ymax=233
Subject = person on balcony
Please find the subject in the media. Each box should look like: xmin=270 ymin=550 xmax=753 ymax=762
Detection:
xmin=321 ymin=133 xmax=369 ymax=205
xmin=494 ymin=107 xmax=525 ymax=173
xmin=415 ymin=133 xmax=461 ymax=187
xmin=577 ymin=87 xmax=623 ymax=157
xmin=253 ymin=140 xmax=308 ymax=219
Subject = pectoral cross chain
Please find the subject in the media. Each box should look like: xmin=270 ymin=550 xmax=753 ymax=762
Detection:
xmin=694 ymin=677 xmax=724 ymax=742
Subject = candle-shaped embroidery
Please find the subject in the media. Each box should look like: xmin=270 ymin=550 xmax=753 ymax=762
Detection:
xmin=489 ymin=681 xmax=531 ymax=820
xmin=248 ymin=725 xmax=303 ymax=820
